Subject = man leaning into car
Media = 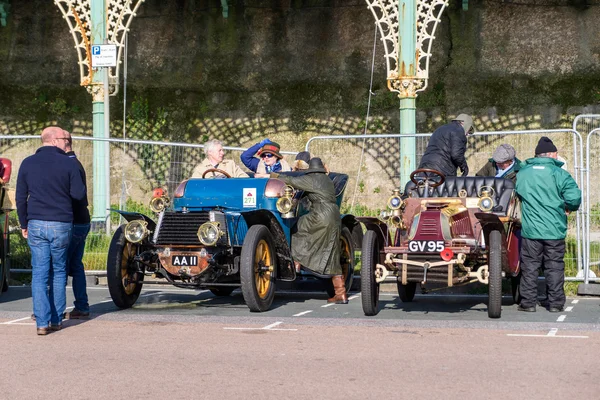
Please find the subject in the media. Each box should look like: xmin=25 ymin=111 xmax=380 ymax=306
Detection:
xmin=192 ymin=139 xmax=248 ymax=178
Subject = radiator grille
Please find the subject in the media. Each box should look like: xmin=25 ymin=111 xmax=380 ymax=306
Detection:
xmin=155 ymin=212 xmax=212 ymax=245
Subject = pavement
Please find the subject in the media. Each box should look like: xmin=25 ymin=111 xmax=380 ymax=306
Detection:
xmin=1 ymin=285 xmax=600 ymax=399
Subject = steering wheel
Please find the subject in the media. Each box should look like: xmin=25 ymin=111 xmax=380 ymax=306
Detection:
xmin=410 ymin=168 xmax=445 ymax=188
xmin=202 ymin=168 xmax=232 ymax=179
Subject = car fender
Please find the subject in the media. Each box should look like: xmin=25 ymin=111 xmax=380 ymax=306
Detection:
xmin=241 ymin=209 xmax=295 ymax=281
xmin=475 ymin=212 xmax=511 ymax=273
xmin=356 ymin=217 xmax=387 ymax=249
xmin=109 ymin=208 xmax=156 ymax=231
xmin=341 ymin=214 xmax=362 ymax=249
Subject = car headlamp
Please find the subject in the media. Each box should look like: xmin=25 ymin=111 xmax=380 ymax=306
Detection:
xmin=478 ymin=196 xmax=494 ymax=212
xmin=387 ymin=189 xmax=404 ymax=210
xmin=197 ymin=222 xmax=223 ymax=246
xmin=276 ymin=197 xmax=293 ymax=214
xmin=124 ymin=220 xmax=149 ymax=243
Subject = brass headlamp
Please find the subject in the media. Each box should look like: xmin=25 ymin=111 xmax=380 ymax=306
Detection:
xmin=477 ymin=186 xmax=495 ymax=212
xmin=387 ymin=189 xmax=405 ymax=210
xmin=149 ymin=188 xmax=170 ymax=213
xmin=276 ymin=185 xmax=296 ymax=218
xmin=197 ymin=222 xmax=224 ymax=246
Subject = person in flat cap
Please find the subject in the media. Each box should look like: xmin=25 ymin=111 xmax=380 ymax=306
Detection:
xmin=418 ymin=113 xmax=474 ymax=178
xmin=270 ymin=158 xmax=348 ymax=304
xmin=514 ymin=136 xmax=581 ymax=313
xmin=292 ymin=151 xmax=311 ymax=171
xmin=241 ymin=138 xmax=291 ymax=177
xmin=476 ymin=143 xmax=521 ymax=183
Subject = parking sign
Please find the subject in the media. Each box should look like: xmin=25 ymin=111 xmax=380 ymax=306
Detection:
xmin=91 ymin=44 xmax=117 ymax=67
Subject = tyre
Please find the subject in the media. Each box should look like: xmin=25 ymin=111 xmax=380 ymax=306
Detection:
xmin=397 ymin=281 xmax=417 ymax=302
xmin=488 ymin=230 xmax=503 ymax=318
xmin=511 ymin=273 xmax=521 ymax=305
xmin=209 ymin=287 xmax=235 ymax=297
xmin=361 ymin=230 xmax=380 ymax=316
xmin=240 ymin=225 xmax=276 ymax=312
xmin=107 ymin=226 xmax=144 ymax=308
xmin=326 ymin=227 xmax=355 ymax=297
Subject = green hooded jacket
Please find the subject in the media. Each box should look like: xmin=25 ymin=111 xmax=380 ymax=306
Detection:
xmin=515 ymin=157 xmax=581 ymax=240
xmin=475 ymin=157 xmax=522 ymax=183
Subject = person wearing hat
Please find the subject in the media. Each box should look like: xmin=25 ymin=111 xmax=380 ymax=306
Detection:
xmin=476 ymin=143 xmax=521 ymax=183
xmin=270 ymin=158 xmax=348 ymax=304
xmin=418 ymin=113 xmax=474 ymax=177
xmin=240 ymin=139 xmax=291 ymax=176
xmin=292 ymin=151 xmax=311 ymax=171
xmin=515 ymin=136 xmax=581 ymax=313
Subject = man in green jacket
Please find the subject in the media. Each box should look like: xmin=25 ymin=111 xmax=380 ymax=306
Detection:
xmin=515 ymin=137 xmax=581 ymax=313
xmin=476 ymin=143 xmax=521 ymax=183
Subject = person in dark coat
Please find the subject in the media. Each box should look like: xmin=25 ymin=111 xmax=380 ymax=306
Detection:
xmin=418 ymin=114 xmax=474 ymax=177
xmin=475 ymin=143 xmax=521 ymax=183
xmin=270 ymin=158 xmax=347 ymax=304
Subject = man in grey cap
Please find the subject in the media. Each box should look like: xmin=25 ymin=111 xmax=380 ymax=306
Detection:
xmin=476 ymin=143 xmax=521 ymax=183
xmin=417 ymin=113 xmax=474 ymax=178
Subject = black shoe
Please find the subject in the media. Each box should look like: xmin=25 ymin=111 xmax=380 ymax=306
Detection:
xmin=548 ymin=306 xmax=565 ymax=313
xmin=518 ymin=305 xmax=536 ymax=312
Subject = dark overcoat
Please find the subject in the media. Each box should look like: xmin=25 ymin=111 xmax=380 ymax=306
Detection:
xmin=418 ymin=121 xmax=468 ymax=177
xmin=274 ymin=172 xmax=341 ymax=275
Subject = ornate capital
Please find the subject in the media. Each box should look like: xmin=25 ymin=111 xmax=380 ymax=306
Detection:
xmin=388 ymin=77 xmax=425 ymax=98
xmin=87 ymin=83 xmax=105 ymax=102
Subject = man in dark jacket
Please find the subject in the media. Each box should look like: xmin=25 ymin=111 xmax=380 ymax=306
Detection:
xmin=515 ymin=137 xmax=581 ymax=313
xmin=63 ymin=132 xmax=91 ymax=319
xmin=270 ymin=158 xmax=347 ymax=304
xmin=418 ymin=114 xmax=474 ymax=177
xmin=476 ymin=143 xmax=521 ymax=183
xmin=16 ymin=126 xmax=86 ymax=335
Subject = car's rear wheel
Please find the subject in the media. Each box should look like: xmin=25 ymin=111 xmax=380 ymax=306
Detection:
xmin=107 ymin=226 xmax=144 ymax=308
xmin=397 ymin=281 xmax=417 ymax=302
xmin=488 ymin=230 xmax=503 ymax=318
xmin=361 ymin=230 xmax=380 ymax=316
xmin=326 ymin=227 xmax=354 ymax=297
xmin=209 ymin=287 xmax=235 ymax=297
xmin=240 ymin=225 xmax=276 ymax=312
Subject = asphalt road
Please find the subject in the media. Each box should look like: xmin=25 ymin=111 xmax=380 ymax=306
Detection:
xmin=2 ymin=285 xmax=600 ymax=399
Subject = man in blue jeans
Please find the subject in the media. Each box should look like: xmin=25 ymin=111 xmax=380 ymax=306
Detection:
xmin=63 ymin=132 xmax=91 ymax=319
xmin=16 ymin=126 xmax=86 ymax=335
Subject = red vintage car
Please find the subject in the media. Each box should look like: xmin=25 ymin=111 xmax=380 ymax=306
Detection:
xmin=359 ymin=169 xmax=521 ymax=318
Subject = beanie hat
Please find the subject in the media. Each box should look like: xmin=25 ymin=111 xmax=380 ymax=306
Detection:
xmin=492 ymin=144 xmax=516 ymax=163
xmin=295 ymin=151 xmax=311 ymax=164
xmin=534 ymin=136 xmax=557 ymax=155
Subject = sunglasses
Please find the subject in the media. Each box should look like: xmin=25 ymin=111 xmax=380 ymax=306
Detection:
xmin=260 ymin=153 xmax=275 ymax=159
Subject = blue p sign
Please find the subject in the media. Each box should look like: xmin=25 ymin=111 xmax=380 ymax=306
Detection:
xmin=92 ymin=45 xmax=100 ymax=55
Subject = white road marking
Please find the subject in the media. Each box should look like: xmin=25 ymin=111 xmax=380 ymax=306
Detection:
xmin=223 ymin=321 xmax=297 ymax=331
xmin=507 ymin=333 xmax=588 ymax=339
xmin=547 ymin=328 xmax=558 ymax=336
xmin=571 ymin=299 xmax=579 ymax=304
xmin=348 ymin=294 xmax=360 ymax=300
xmin=557 ymin=315 xmax=567 ymax=322
xmin=321 ymin=303 xmax=336 ymax=308
xmin=293 ymin=310 xmax=313 ymax=317
xmin=1 ymin=316 xmax=33 ymax=325
xmin=565 ymin=306 xmax=574 ymax=312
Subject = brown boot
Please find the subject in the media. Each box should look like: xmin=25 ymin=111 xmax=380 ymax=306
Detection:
xmin=327 ymin=275 xmax=348 ymax=304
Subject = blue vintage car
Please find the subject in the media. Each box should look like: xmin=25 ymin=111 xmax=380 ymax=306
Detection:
xmin=106 ymin=172 xmax=359 ymax=312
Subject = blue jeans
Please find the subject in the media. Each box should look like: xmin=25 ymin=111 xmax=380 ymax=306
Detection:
xmin=28 ymin=220 xmax=72 ymax=328
xmin=68 ymin=223 xmax=90 ymax=312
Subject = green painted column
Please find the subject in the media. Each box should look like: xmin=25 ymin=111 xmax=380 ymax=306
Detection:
xmin=90 ymin=0 xmax=109 ymax=225
xmin=398 ymin=0 xmax=417 ymax=185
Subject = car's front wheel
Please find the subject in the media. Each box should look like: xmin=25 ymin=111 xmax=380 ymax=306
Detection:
xmin=361 ymin=230 xmax=380 ymax=316
xmin=240 ymin=225 xmax=276 ymax=312
xmin=107 ymin=226 xmax=144 ymax=308
xmin=488 ymin=230 xmax=503 ymax=318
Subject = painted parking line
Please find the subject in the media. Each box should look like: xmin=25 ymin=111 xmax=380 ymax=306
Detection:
xmin=348 ymin=294 xmax=360 ymax=300
xmin=507 ymin=329 xmax=588 ymax=339
xmin=565 ymin=306 xmax=574 ymax=312
xmin=571 ymin=299 xmax=579 ymax=304
xmin=293 ymin=310 xmax=313 ymax=317
xmin=223 ymin=321 xmax=297 ymax=331
xmin=557 ymin=315 xmax=567 ymax=322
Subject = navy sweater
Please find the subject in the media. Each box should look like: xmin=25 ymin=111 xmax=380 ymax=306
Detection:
xmin=16 ymin=146 xmax=86 ymax=229
xmin=66 ymin=151 xmax=91 ymax=224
